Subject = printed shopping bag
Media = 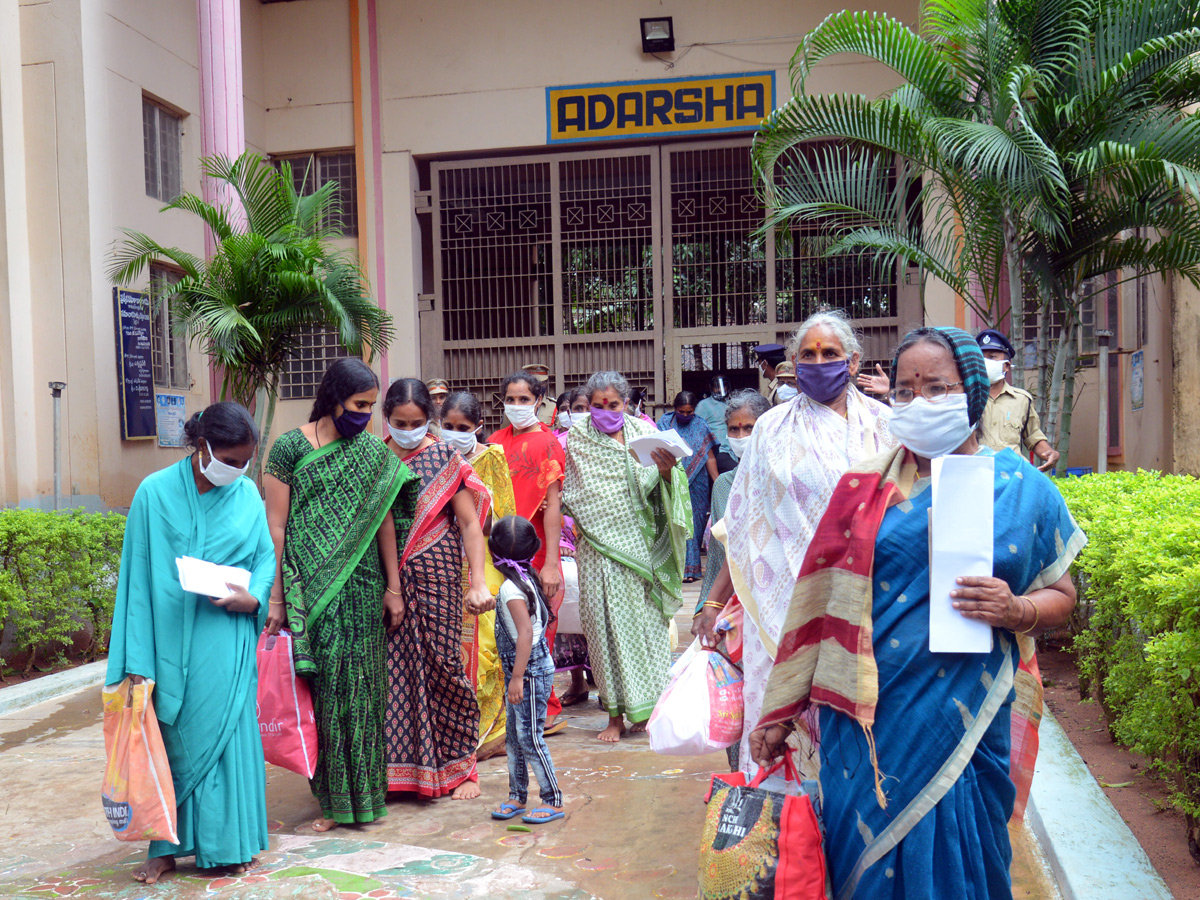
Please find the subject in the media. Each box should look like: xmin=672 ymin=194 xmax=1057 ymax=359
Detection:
xmin=100 ymin=678 xmax=179 ymax=843
xmin=649 ymin=640 xmax=744 ymax=755
xmin=699 ymin=756 xmax=828 ymax=900
xmin=256 ymin=631 xmax=318 ymax=778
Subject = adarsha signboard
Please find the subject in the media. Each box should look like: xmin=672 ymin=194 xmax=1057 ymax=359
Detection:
xmin=547 ymin=71 xmax=775 ymax=144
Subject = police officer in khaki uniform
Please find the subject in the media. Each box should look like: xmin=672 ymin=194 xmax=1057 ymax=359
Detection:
xmin=753 ymin=343 xmax=788 ymax=405
xmin=426 ymin=378 xmax=450 ymax=436
xmin=774 ymin=361 xmax=799 ymax=403
xmin=521 ymin=362 xmax=558 ymax=426
xmin=976 ymin=329 xmax=1060 ymax=472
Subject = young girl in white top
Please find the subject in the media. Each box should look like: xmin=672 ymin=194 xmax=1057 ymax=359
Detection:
xmin=487 ymin=515 xmax=565 ymax=824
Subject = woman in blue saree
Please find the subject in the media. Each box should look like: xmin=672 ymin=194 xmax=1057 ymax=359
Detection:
xmin=659 ymin=390 xmax=718 ymax=581
xmin=750 ymin=328 xmax=1085 ymax=900
xmin=106 ymin=402 xmax=277 ymax=885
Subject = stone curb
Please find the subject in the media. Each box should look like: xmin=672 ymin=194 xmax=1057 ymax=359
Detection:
xmin=1028 ymin=709 xmax=1173 ymax=900
xmin=0 ymin=660 xmax=106 ymax=717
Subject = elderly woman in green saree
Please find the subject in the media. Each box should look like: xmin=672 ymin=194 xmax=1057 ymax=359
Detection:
xmin=562 ymin=370 xmax=692 ymax=742
xmin=265 ymin=358 xmax=418 ymax=833
xmin=107 ymin=402 xmax=276 ymax=885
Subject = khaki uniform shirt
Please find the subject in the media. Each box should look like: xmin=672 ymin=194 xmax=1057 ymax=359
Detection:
xmin=536 ymin=397 xmax=557 ymax=426
xmin=764 ymin=378 xmax=781 ymax=406
xmin=979 ymin=383 xmax=1049 ymax=455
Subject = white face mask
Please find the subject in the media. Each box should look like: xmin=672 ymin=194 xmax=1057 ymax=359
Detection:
xmin=776 ymin=384 xmax=799 ymax=401
xmin=388 ymin=422 xmax=428 ymax=450
xmin=728 ymin=434 xmax=752 ymax=461
xmin=199 ymin=443 xmax=249 ymax=487
xmin=984 ymin=357 xmax=1009 ymax=384
xmin=505 ymin=403 xmax=540 ymax=429
xmin=556 ymin=411 xmax=572 ymax=430
xmin=888 ymin=393 xmax=974 ymax=459
xmin=569 ymin=411 xmax=590 ymax=427
xmin=441 ymin=428 xmax=477 ymax=456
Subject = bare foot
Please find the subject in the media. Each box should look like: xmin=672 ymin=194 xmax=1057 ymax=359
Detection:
xmin=451 ymin=780 xmax=481 ymax=800
xmin=226 ymin=858 xmax=259 ymax=875
xmin=132 ymin=856 xmax=175 ymax=884
xmin=597 ymin=716 xmax=625 ymax=743
xmin=312 ymin=817 xmax=338 ymax=832
xmin=629 ymin=720 xmax=648 ymax=734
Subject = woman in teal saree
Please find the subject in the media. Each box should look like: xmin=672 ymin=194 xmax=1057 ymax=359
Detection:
xmin=265 ymin=359 xmax=418 ymax=832
xmin=107 ymin=402 xmax=276 ymax=884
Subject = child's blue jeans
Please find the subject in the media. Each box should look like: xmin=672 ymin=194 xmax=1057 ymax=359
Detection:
xmin=497 ymin=636 xmax=562 ymax=808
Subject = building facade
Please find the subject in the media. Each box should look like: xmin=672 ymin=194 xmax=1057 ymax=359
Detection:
xmin=0 ymin=0 xmax=1187 ymax=510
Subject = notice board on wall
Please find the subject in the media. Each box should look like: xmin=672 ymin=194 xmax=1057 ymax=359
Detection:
xmin=113 ymin=288 xmax=157 ymax=440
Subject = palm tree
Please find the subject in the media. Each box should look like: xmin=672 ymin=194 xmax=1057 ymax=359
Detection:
xmin=751 ymin=0 xmax=1200 ymax=469
xmin=109 ymin=152 xmax=393 ymax=469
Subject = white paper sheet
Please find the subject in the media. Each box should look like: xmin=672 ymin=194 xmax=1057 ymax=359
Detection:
xmin=175 ymin=555 xmax=252 ymax=599
xmin=628 ymin=428 xmax=693 ymax=467
xmin=929 ymin=454 xmax=994 ymax=653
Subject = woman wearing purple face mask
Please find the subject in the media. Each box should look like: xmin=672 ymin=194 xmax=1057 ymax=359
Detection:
xmin=562 ymin=371 xmax=691 ymax=744
xmin=263 ymin=358 xmax=419 ymax=833
xmin=658 ymin=391 xmax=719 ymax=582
xmin=696 ymin=310 xmax=895 ymax=793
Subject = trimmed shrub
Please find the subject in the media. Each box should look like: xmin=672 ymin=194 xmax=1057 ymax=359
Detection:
xmin=0 ymin=508 xmax=125 ymax=673
xmin=1056 ymin=471 xmax=1200 ymax=858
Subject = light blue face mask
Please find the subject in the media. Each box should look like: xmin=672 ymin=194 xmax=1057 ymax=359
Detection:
xmin=387 ymin=422 xmax=428 ymax=450
xmin=776 ymin=384 xmax=799 ymax=401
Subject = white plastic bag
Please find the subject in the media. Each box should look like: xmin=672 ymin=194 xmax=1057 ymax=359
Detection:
xmin=649 ymin=639 xmax=744 ymax=756
xmin=556 ymin=557 xmax=583 ymax=634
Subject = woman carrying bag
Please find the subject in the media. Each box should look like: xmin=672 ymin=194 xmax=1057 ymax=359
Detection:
xmin=107 ymin=402 xmax=276 ymax=884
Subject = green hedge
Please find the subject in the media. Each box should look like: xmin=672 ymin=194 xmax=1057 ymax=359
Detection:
xmin=1056 ymin=470 xmax=1200 ymax=848
xmin=0 ymin=508 xmax=125 ymax=673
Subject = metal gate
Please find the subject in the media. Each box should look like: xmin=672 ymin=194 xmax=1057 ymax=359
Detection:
xmin=425 ymin=140 xmax=917 ymax=430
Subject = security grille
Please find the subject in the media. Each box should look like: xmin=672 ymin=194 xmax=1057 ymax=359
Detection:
xmin=279 ymin=327 xmax=351 ymax=401
xmin=428 ymin=140 xmax=916 ymax=407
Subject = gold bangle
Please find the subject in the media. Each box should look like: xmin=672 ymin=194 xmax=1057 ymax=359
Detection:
xmin=385 ymin=587 xmax=403 ymax=596
xmin=1017 ymin=596 xmax=1040 ymax=634
xmin=268 ymin=599 xmax=284 ymax=606
xmin=703 ymin=600 xmax=725 ymax=610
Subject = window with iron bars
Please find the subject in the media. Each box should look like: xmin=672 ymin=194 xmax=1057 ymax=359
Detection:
xmin=149 ymin=264 xmax=189 ymax=390
xmin=143 ymin=97 xmax=183 ymax=202
xmin=1021 ymin=289 xmax=1097 ymax=369
xmin=273 ymin=151 xmax=358 ymax=236
xmin=279 ymin=327 xmax=352 ymax=401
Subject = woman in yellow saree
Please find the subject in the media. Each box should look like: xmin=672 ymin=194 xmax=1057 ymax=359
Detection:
xmin=440 ymin=391 xmax=518 ymax=759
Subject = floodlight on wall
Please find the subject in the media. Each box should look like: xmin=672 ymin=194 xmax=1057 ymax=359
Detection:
xmin=640 ymin=17 xmax=675 ymax=53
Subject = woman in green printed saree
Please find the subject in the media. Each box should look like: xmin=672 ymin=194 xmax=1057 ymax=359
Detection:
xmin=265 ymin=358 xmax=418 ymax=833
xmin=562 ymin=370 xmax=692 ymax=743
xmin=107 ymin=402 xmax=276 ymax=885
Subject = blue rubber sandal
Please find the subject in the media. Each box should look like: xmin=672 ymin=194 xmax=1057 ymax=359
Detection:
xmin=521 ymin=807 xmax=565 ymax=824
xmin=491 ymin=802 xmax=527 ymax=820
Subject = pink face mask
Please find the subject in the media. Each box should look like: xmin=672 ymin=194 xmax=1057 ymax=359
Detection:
xmin=590 ymin=406 xmax=626 ymax=434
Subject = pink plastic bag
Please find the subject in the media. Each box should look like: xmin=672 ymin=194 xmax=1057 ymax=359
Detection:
xmin=649 ymin=640 xmax=744 ymax=756
xmin=256 ymin=631 xmax=318 ymax=778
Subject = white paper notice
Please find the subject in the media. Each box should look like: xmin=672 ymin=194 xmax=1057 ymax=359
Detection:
xmin=176 ymin=556 xmax=252 ymax=599
xmin=929 ymin=454 xmax=994 ymax=653
xmin=628 ymin=428 xmax=693 ymax=467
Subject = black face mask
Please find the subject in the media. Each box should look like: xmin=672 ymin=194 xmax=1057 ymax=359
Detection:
xmin=334 ymin=409 xmax=372 ymax=438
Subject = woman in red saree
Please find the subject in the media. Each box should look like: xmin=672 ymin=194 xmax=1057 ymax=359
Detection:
xmin=487 ymin=371 xmax=567 ymax=728
xmin=383 ymin=378 xmax=494 ymax=799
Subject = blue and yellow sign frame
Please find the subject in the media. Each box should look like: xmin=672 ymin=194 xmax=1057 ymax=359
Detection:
xmin=547 ymin=71 xmax=776 ymax=145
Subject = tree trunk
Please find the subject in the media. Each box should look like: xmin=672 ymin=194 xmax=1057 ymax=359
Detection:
xmin=1044 ymin=316 xmax=1071 ymax=448
xmin=251 ymin=381 xmax=279 ymax=490
xmin=1003 ymin=212 xmax=1025 ymax=390
xmin=1036 ymin=304 xmax=1051 ymax=423
xmin=1055 ymin=321 xmax=1081 ymax=476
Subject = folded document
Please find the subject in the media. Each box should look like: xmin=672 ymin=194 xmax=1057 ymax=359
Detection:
xmin=176 ymin=556 xmax=252 ymax=599
xmin=628 ymin=428 xmax=693 ymax=467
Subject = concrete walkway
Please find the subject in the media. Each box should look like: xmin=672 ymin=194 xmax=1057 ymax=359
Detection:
xmin=0 ymin=596 xmax=1150 ymax=900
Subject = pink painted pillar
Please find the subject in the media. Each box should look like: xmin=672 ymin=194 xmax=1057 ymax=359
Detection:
xmin=197 ymin=0 xmax=245 ymax=246
xmin=197 ymin=0 xmax=245 ymax=399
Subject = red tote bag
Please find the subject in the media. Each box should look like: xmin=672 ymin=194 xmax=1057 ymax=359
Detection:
xmin=699 ymin=755 xmax=829 ymax=900
xmin=256 ymin=631 xmax=318 ymax=778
